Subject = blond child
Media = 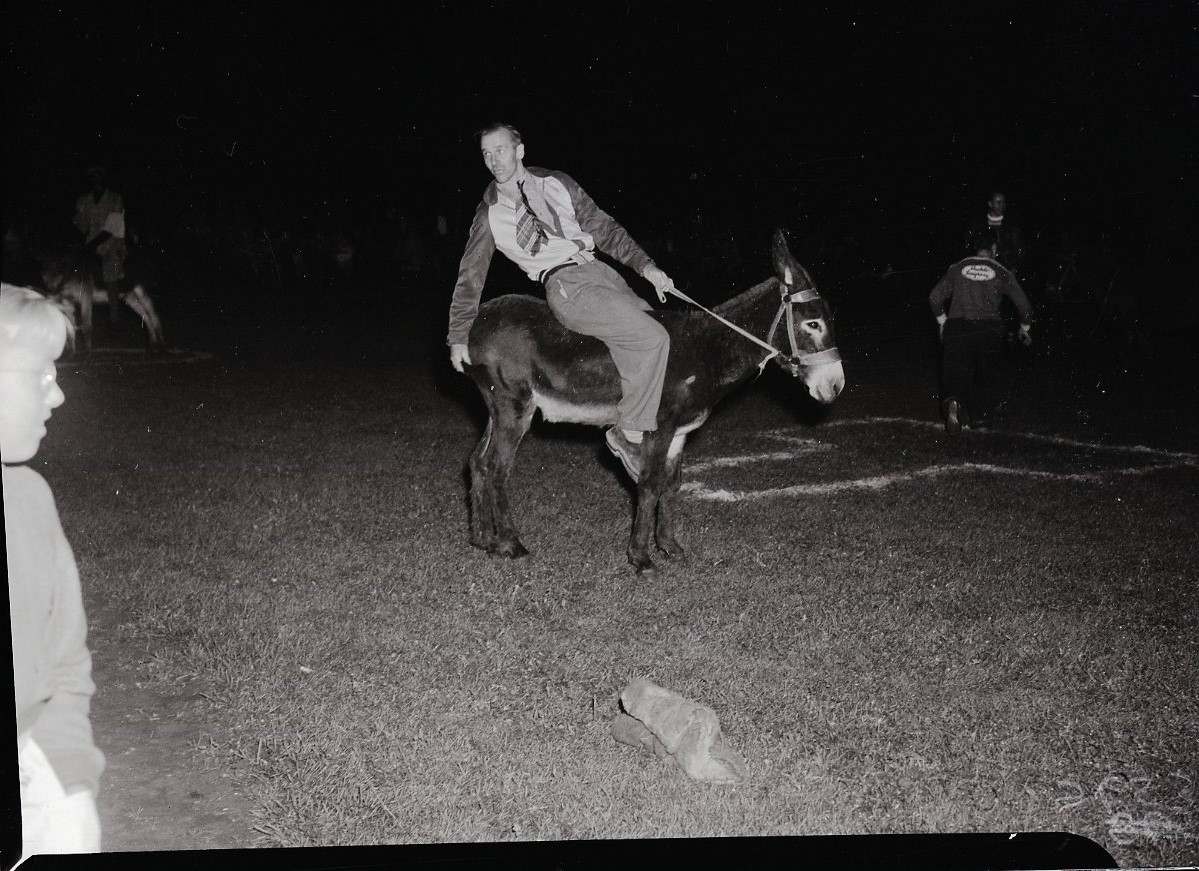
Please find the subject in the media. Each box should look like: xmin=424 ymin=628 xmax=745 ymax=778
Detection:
xmin=2 ymin=283 xmax=104 ymax=857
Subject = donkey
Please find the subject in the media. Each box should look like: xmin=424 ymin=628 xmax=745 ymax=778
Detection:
xmin=40 ymin=250 xmax=166 ymax=354
xmin=462 ymin=230 xmax=845 ymax=573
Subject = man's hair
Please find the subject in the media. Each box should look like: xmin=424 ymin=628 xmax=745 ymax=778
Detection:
xmin=0 ymin=284 xmax=74 ymax=362
xmin=972 ymin=235 xmax=997 ymax=256
xmin=477 ymin=122 xmax=523 ymax=146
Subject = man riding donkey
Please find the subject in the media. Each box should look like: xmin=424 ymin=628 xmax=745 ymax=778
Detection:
xmin=73 ymin=164 xmax=128 ymax=323
xmin=446 ymin=122 xmax=678 ymax=480
xmin=53 ymin=163 xmax=166 ymax=352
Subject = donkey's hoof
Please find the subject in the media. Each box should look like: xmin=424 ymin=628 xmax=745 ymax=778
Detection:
xmin=469 ymin=536 xmax=495 ymax=553
xmin=656 ymin=540 xmax=686 ymax=560
xmin=629 ymin=553 xmax=658 ymax=574
xmin=494 ymin=540 xmax=530 ymax=559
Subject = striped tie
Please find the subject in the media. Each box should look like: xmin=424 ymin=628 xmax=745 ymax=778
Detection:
xmin=515 ymin=181 xmax=546 ymax=255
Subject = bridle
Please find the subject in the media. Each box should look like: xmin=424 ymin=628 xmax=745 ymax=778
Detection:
xmin=765 ymin=283 xmax=842 ymax=372
xmin=668 ymin=279 xmax=842 ymax=374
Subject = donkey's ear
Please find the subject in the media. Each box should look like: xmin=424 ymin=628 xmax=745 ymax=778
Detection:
xmin=771 ymin=228 xmax=800 ymax=286
xmin=771 ymin=228 xmax=790 ymax=262
xmin=771 ymin=228 xmax=817 ymax=290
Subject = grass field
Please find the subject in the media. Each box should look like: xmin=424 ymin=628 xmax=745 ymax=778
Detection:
xmin=30 ymin=286 xmax=1199 ymax=867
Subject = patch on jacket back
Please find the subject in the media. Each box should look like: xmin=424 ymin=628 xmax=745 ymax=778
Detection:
xmin=961 ymin=263 xmax=996 ymax=281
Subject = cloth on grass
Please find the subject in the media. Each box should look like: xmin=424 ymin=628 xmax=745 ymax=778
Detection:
xmin=611 ymin=677 xmax=748 ymax=784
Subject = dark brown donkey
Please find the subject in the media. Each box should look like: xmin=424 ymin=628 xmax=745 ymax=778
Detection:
xmin=462 ymin=229 xmax=845 ymax=572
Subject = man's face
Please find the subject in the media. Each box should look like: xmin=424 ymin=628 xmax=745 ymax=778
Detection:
xmin=480 ymin=129 xmax=524 ymax=185
xmin=988 ymin=193 xmax=1006 ymax=215
xmin=0 ymin=353 xmax=65 ymax=464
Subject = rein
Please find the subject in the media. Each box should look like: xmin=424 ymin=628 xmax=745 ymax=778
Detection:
xmin=667 ymin=282 xmax=842 ymax=374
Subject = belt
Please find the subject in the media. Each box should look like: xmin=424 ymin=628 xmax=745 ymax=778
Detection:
xmin=539 ymin=262 xmax=578 ymax=285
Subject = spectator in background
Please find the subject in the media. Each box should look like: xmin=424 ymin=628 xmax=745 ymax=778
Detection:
xmin=966 ymin=190 xmax=1026 ymax=280
xmin=74 ymin=165 xmax=127 ymax=286
xmin=73 ymin=164 xmax=128 ymax=324
xmin=929 ymin=236 xmax=1035 ymax=434
xmin=2 ymin=284 xmax=105 ymax=858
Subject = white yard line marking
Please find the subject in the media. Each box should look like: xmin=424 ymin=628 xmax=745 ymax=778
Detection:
xmin=685 ymin=417 xmax=1198 ymax=502
xmin=687 ymin=445 xmax=832 ymax=474
xmin=810 ymin=417 xmax=1199 ymax=462
xmin=67 ymin=348 xmax=216 ymax=367
xmin=761 ymin=435 xmax=829 ymax=447
xmin=682 ymin=461 xmax=1197 ymax=502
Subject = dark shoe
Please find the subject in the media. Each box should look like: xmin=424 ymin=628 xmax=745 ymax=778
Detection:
xmin=605 ymin=427 xmax=642 ymax=482
xmin=944 ymin=399 xmax=962 ymax=436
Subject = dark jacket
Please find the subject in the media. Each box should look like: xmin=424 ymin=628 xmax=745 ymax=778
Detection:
xmin=965 ymin=215 xmax=1025 ymax=275
xmin=929 ymin=255 xmax=1034 ymax=323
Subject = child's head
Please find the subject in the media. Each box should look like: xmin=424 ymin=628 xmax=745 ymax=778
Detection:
xmin=1 ymin=284 xmax=74 ymax=464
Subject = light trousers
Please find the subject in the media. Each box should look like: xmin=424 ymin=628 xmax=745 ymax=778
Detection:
xmin=545 ymin=260 xmax=670 ymax=432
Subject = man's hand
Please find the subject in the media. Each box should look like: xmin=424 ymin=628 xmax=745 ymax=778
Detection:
xmin=642 ymin=265 xmax=677 ymax=304
xmin=450 ymin=343 xmax=472 ymax=373
xmin=84 ymin=231 xmax=112 ymax=253
xmin=1017 ymin=323 xmax=1032 ymax=347
xmin=936 ymin=313 xmax=948 ymax=340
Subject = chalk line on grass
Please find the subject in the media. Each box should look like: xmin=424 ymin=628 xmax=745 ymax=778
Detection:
xmin=685 ymin=417 xmax=1198 ymax=502
xmin=682 ymin=461 xmax=1195 ymax=502
xmin=686 ymin=442 xmax=831 ymax=474
xmin=67 ymin=347 xmax=217 ymax=367
xmin=807 ymin=416 xmax=1199 ymax=462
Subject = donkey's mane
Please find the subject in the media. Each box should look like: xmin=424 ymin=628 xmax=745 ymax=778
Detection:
xmin=712 ymin=276 xmax=779 ymax=320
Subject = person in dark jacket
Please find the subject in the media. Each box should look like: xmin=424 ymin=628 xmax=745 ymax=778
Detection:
xmin=965 ymin=190 xmax=1026 ymax=279
xmin=929 ymin=237 xmax=1035 ymax=434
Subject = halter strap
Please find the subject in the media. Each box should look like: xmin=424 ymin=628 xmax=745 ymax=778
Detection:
xmin=665 ymin=287 xmax=781 ymax=368
xmin=765 ymin=283 xmax=842 ymax=368
xmin=668 ymin=281 xmax=841 ymax=373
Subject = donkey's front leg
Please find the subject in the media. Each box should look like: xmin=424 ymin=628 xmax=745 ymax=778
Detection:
xmin=77 ymin=286 xmax=95 ymax=355
xmin=627 ymin=433 xmax=669 ymax=573
xmin=654 ymin=454 xmax=686 ymax=560
xmin=468 ymin=418 xmax=498 ymax=552
xmin=486 ymin=399 xmax=535 ymax=559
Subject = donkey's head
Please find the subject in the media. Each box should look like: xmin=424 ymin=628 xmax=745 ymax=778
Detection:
xmin=769 ymin=229 xmax=844 ymax=404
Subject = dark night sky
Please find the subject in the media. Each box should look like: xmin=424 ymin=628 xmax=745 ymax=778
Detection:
xmin=3 ymin=2 xmax=1193 ymax=264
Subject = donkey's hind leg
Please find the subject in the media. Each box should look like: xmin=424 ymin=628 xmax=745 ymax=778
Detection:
xmin=74 ymin=280 xmax=95 ymax=355
xmin=469 ymin=396 xmax=536 ymax=558
xmin=123 ymin=283 xmax=166 ymax=350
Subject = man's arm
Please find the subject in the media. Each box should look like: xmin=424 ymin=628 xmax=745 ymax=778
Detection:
xmin=556 ymin=174 xmax=678 ymax=300
xmin=1001 ymin=269 xmax=1035 ymax=325
xmin=446 ymin=203 xmax=496 ymax=349
xmin=928 ymin=270 xmax=954 ymax=318
xmin=928 ymin=271 xmax=957 ymax=338
xmin=1006 ymin=224 xmax=1026 ymax=270
xmin=82 ymin=231 xmax=112 ymax=253
xmin=558 ymin=175 xmax=654 ymax=275
xmin=32 ymin=500 xmax=105 ymax=797
xmin=1001 ymin=269 xmax=1035 ymax=344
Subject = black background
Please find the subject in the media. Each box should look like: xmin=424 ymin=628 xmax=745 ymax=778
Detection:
xmin=3 ymin=2 xmax=1193 ymax=318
